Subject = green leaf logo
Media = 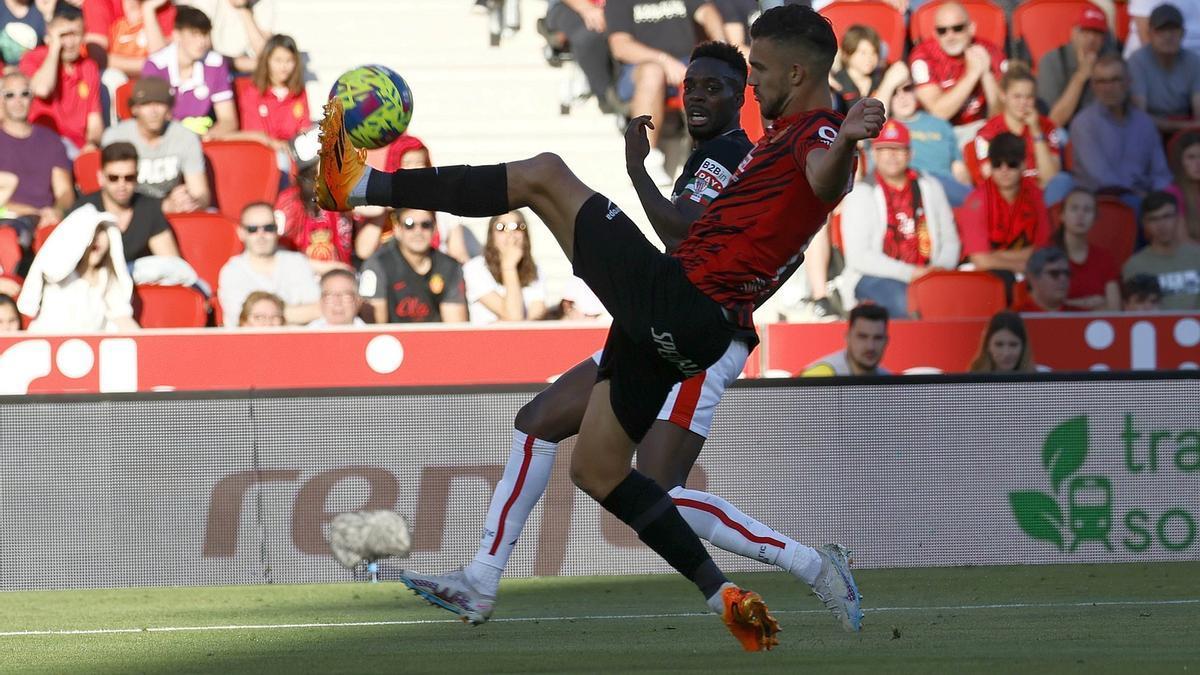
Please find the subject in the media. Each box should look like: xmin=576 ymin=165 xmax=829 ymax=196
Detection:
xmin=1042 ymin=416 xmax=1088 ymax=494
xmin=1009 ymin=491 xmax=1064 ymax=550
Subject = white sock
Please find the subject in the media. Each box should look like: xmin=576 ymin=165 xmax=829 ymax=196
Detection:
xmin=706 ymin=581 xmax=737 ymax=615
xmin=347 ymin=166 xmax=373 ymax=206
xmin=669 ymin=486 xmax=822 ymax=585
xmin=465 ymin=429 xmax=557 ymax=596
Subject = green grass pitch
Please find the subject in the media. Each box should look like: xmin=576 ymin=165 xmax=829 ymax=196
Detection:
xmin=1 ymin=563 xmax=1197 ymax=673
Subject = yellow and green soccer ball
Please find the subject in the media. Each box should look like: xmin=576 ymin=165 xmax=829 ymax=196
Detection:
xmin=329 ymin=64 xmax=414 ymax=149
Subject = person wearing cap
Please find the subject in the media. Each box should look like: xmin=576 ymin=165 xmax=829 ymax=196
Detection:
xmin=1036 ymin=4 xmax=1118 ymax=128
xmin=17 ymin=3 xmax=102 ymax=155
xmin=101 ymin=75 xmax=212 ymax=213
xmin=1012 ymin=246 xmax=1075 ymax=313
xmin=838 ymin=119 xmax=960 ymax=319
xmin=1124 ymin=0 xmax=1200 ymax=59
xmin=1128 ymin=2 xmax=1200 ymax=134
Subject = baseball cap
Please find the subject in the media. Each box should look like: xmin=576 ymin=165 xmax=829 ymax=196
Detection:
xmin=129 ymin=76 xmax=173 ymax=106
xmin=1077 ymin=5 xmax=1108 ymax=32
xmin=874 ymin=119 xmax=910 ymax=149
xmin=1150 ymin=3 xmax=1184 ymax=30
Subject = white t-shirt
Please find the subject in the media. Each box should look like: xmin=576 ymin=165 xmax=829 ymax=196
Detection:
xmin=175 ymin=0 xmax=276 ymax=59
xmin=462 ymin=256 xmax=545 ymax=325
xmin=1124 ymin=0 xmax=1200 ymax=57
xmin=26 ymin=268 xmax=133 ymax=333
xmin=307 ymin=316 xmax=366 ymax=328
xmin=217 ymin=250 xmax=319 ymax=327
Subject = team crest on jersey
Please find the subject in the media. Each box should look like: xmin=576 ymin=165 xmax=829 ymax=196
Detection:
xmin=429 ymin=273 xmax=445 ymax=295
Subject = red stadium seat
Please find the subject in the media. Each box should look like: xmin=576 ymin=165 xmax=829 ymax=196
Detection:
xmin=1090 ymin=195 xmax=1137 ymax=268
xmin=167 ymin=212 xmax=243 ymax=296
xmin=32 ymin=223 xmax=56 ymax=253
xmin=740 ymin=83 xmax=764 ymax=143
xmin=908 ymin=270 xmax=1008 ymax=318
xmin=911 ymin=0 xmax=1007 ymax=48
xmin=1012 ymin=0 xmax=1100 ymax=71
xmin=1114 ymin=0 xmax=1129 ymax=44
xmin=821 ymin=1 xmax=907 ymax=63
xmin=962 ymin=140 xmax=984 ymax=186
xmin=115 ymin=78 xmax=137 ymax=121
xmin=74 ymin=148 xmax=101 ymax=194
xmin=202 ymin=140 xmax=281 ymax=221
xmin=132 ymin=284 xmax=208 ymax=328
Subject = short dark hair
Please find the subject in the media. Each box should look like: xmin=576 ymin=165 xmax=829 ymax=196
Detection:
xmin=0 ymin=293 xmax=17 ymax=315
xmin=320 ymin=268 xmax=357 ymax=288
xmin=175 ymin=6 xmax=212 ymax=33
xmin=750 ymin=5 xmax=838 ymax=74
xmin=1122 ymin=274 xmax=1162 ymax=301
xmin=1026 ymin=246 xmax=1067 ymax=277
xmin=51 ymin=3 xmax=82 ymax=23
xmin=988 ymin=132 xmax=1026 ymax=166
xmin=1140 ymin=190 xmax=1179 ymax=223
xmin=849 ymin=302 xmax=889 ymax=326
xmin=101 ymin=141 xmax=138 ymax=167
xmin=690 ymin=41 xmax=748 ymax=87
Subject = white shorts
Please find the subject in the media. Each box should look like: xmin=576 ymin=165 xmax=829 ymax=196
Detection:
xmin=590 ymin=339 xmax=749 ymax=438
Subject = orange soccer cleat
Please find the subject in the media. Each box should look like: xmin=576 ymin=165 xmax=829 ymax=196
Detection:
xmin=720 ymin=585 xmax=781 ymax=652
xmin=315 ymin=97 xmax=367 ymax=212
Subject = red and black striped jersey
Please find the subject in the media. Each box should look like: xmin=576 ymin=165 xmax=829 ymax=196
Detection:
xmin=671 ymin=108 xmax=850 ymax=328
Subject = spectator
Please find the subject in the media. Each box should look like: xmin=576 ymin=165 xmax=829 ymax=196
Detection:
xmin=543 ymin=0 xmax=615 ymax=108
xmin=1036 ymin=4 xmax=1114 ymax=128
xmin=559 ymin=274 xmax=609 ymax=320
xmin=17 ymin=204 xmax=138 ymax=332
xmin=840 ymin=120 xmax=960 ymax=319
xmin=359 ymin=207 xmax=467 ymax=324
xmin=1166 ymin=129 xmax=1200 ymax=243
xmin=0 ymin=0 xmax=46 ymax=67
xmin=830 ymin=25 xmax=908 ymax=116
xmin=275 ymin=162 xmax=353 ymax=272
xmin=308 ymin=268 xmax=365 ymax=327
xmin=1124 ymin=0 xmax=1200 ymax=59
xmin=1013 ymin=246 xmax=1073 ymax=312
xmin=1055 ymin=189 xmax=1121 ymax=311
xmin=102 ymin=76 xmax=212 ymax=212
xmin=1122 ymin=190 xmax=1200 ymax=309
xmin=18 ymin=3 xmax=101 ymax=155
xmin=236 ymin=289 xmax=283 ymax=327
xmin=973 ymin=63 xmax=1070 ymax=205
xmin=1069 ymin=55 xmax=1172 ymax=202
xmin=463 ymin=210 xmax=547 ymax=325
xmin=175 ymin=0 xmax=274 ymax=73
xmin=0 ymin=70 xmax=73 ymax=249
xmin=217 ymin=202 xmax=320 ymax=326
xmin=142 ymin=6 xmax=237 ymax=138
xmin=0 ymin=291 xmax=19 ymax=331
xmin=1122 ymin=273 xmax=1163 ymax=310
xmin=233 ymin=33 xmax=310 ymax=158
xmin=71 ymin=141 xmax=179 ymax=261
xmin=1128 ymin=3 xmax=1200 ymax=135
xmin=888 ymin=78 xmax=972 ymax=205
xmin=800 ymin=303 xmax=890 ymax=376
xmin=82 ymin=0 xmax=175 ymax=66
xmin=605 ymin=0 xmax=725 ymax=185
xmin=958 ymin=132 xmax=1052 ymax=274
xmin=968 ymin=310 xmax=1035 ymax=373
xmin=97 ymin=0 xmax=171 ymax=82
xmin=908 ymin=0 xmax=1006 ymax=144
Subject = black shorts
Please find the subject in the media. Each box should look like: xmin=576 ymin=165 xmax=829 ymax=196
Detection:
xmin=572 ymin=193 xmax=738 ymax=442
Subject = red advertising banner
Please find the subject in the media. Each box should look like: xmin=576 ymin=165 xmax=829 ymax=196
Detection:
xmin=1 ymin=314 xmax=1196 ymax=395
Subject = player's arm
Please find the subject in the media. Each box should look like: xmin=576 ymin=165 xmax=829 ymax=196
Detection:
xmin=624 ymin=115 xmax=701 ymax=252
xmin=806 ymin=99 xmax=886 ymax=204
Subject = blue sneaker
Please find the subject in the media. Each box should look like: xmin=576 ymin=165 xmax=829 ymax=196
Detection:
xmin=811 ymin=544 xmax=863 ymax=631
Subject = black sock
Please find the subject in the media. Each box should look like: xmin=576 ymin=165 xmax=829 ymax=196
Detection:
xmin=600 ymin=471 xmax=728 ymax=599
xmin=364 ymin=164 xmax=509 ymax=217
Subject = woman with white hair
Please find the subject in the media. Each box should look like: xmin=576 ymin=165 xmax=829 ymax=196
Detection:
xmin=17 ymin=204 xmax=139 ymax=332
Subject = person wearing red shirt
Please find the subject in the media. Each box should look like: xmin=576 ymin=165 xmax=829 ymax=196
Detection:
xmin=234 ymin=33 xmax=309 ymax=147
xmin=19 ymin=4 xmax=101 ymax=153
xmin=83 ymin=0 xmax=175 ymax=64
xmin=958 ymin=132 xmax=1052 ymax=274
xmin=1055 ymin=188 xmax=1122 ymax=311
xmin=1013 ymin=246 xmax=1077 ymax=312
xmin=973 ymin=63 xmax=1073 ymax=205
xmin=909 ymin=1 xmax=1006 ymax=144
xmin=275 ymin=163 xmax=353 ymax=270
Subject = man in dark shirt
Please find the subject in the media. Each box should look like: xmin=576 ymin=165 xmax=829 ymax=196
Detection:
xmin=71 ymin=141 xmax=180 ymax=260
xmin=359 ymin=208 xmax=467 ymax=323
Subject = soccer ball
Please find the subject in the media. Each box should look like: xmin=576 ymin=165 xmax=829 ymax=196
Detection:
xmin=328 ymin=64 xmax=414 ymax=150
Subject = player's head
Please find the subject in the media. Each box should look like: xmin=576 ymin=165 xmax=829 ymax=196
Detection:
xmin=747 ymin=5 xmax=837 ymax=120
xmin=391 ymin=208 xmax=437 ymax=256
xmin=846 ymin=303 xmax=889 ymax=372
xmin=685 ymin=41 xmax=747 ymax=141
xmin=972 ymin=311 xmax=1033 ymax=372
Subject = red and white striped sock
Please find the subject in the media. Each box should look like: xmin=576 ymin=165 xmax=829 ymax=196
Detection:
xmin=465 ymin=429 xmax=557 ymax=595
xmin=668 ymin=485 xmax=822 ymax=585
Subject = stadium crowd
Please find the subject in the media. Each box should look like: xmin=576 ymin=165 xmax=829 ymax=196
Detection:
xmin=0 ymin=0 xmax=1197 ymax=336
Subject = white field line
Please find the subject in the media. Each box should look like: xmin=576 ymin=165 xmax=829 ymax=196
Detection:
xmin=1 ymin=599 xmax=1197 ymax=638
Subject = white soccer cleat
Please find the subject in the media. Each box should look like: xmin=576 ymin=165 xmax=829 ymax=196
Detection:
xmin=810 ymin=543 xmax=864 ymax=632
xmin=397 ymin=568 xmax=496 ymax=625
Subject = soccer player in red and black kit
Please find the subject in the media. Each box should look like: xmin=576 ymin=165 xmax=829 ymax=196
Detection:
xmin=317 ymin=6 xmax=883 ymax=651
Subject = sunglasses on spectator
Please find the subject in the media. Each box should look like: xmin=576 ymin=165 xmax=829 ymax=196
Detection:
xmin=990 ymin=159 xmax=1022 ymax=169
xmin=493 ymin=220 xmax=527 ymax=232
xmin=105 ymin=173 xmax=137 ymax=183
xmin=1042 ymin=269 xmax=1071 ymax=279
xmin=400 ymin=218 xmax=435 ymax=231
xmin=242 ymin=223 xmax=278 ymax=233
xmin=936 ymin=23 xmax=968 ymax=35
xmin=2 ymin=90 xmax=32 ymax=99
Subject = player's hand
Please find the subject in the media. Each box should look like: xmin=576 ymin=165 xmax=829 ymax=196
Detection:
xmin=624 ymin=115 xmax=654 ymax=169
xmin=841 ymin=98 xmax=886 ymax=143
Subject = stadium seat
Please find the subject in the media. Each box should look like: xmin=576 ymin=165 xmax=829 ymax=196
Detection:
xmin=132 ymin=284 xmax=208 ymax=328
xmin=1114 ymin=0 xmax=1129 ymax=44
xmin=821 ymin=0 xmax=907 ymax=63
xmin=1012 ymin=0 xmax=1099 ymax=71
xmin=74 ymin=149 xmax=101 ymax=194
xmin=908 ymin=270 xmax=1008 ymax=318
xmin=167 ymin=212 xmax=243 ymax=295
xmin=962 ymin=140 xmax=985 ymax=185
xmin=115 ymin=78 xmax=137 ymax=121
xmin=911 ymin=0 xmax=1007 ymax=48
xmin=740 ymin=83 xmax=764 ymax=143
xmin=32 ymin=223 xmax=56 ymax=253
xmin=1090 ymin=196 xmax=1137 ymax=267
xmin=202 ymin=140 xmax=281 ymax=221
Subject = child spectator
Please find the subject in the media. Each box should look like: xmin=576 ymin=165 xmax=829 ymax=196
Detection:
xmin=463 ymin=210 xmax=547 ymax=325
xmin=0 ymin=291 xmax=19 ymax=330
xmin=19 ymin=3 xmax=102 ymax=155
xmin=1166 ymin=129 xmax=1200 ymax=243
xmin=830 ymin=24 xmax=907 ymax=116
xmin=1122 ymin=273 xmax=1163 ymax=311
xmin=888 ymin=79 xmax=972 ymax=205
xmin=141 ymin=6 xmax=237 ymax=138
xmin=968 ymin=310 xmax=1035 ymax=373
xmin=1054 ymin=189 xmax=1121 ymax=311
xmin=237 ymin=289 xmax=283 ymax=327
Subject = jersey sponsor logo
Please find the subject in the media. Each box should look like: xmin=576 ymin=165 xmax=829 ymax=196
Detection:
xmin=817 ymin=126 xmax=838 ymax=144
xmin=650 ymin=327 xmax=702 ymax=377
xmin=632 ymin=0 xmax=688 ymax=23
xmin=696 ymin=158 xmax=733 ymax=188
